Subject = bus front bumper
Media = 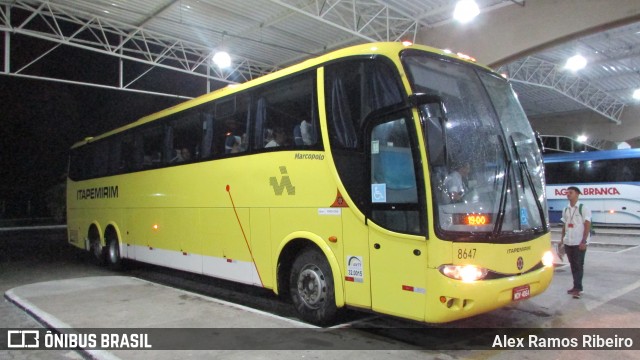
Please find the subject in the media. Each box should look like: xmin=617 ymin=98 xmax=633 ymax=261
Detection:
xmin=423 ymin=264 xmax=554 ymax=323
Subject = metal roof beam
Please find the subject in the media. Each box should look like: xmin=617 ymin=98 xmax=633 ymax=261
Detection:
xmin=0 ymin=0 xmax=278 ymax=96
xmin=268 ymin=0 xmax=420 ymax=43
xmin=498 ymin=56 xmax=626 ymax=124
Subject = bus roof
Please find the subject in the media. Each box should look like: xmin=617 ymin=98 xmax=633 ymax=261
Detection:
xmin=70 ymin=41 xmax=490 ymax=149
xmin=543 ymin=148 xmax=640 ymax=163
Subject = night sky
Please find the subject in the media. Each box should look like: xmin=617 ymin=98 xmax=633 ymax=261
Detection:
xmin=1 ymin=33 xmax=214 ymax=218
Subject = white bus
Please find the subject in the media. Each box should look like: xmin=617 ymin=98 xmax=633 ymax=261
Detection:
xmin=544 ymin=149 xmax=640 ymax=226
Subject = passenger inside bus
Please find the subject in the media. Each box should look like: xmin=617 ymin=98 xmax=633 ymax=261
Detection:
xmin=181 ymin=148 xmax=191 ymax=162
xmin=265 ymin=127 xmax=289 ymax=147
xmin=225 ymin=134 xmax=245 ymax=153
xmin=170 ymin=147 xmax=192 ymax=163
xmin=294 ymin=120 xmax=315 ymax=145
xmin=444 ymin=162 xmax=471 ymax=203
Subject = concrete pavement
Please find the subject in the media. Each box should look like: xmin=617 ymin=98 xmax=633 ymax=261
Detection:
xmin=2 ymin=227 xmax=639 ymax=359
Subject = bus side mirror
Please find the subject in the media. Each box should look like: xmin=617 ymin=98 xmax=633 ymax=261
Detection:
xmin=410 ymin=94 xmax=447 ymax=167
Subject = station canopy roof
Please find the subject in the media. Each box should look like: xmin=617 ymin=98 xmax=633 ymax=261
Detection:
xmin=2 ymin=0 xmax=639 ymax=126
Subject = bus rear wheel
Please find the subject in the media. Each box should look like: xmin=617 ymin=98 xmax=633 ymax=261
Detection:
xmin=106 ymin=235 xmax=123 ymax=270
xmin=289 ymin=248 xmax=337 ymax=326
xmin=89 ymin=237 xmax=105 ymax=266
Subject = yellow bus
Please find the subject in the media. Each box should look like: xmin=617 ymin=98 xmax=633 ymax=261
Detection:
xmin=67 ymin=42 xmax=554 ymax=325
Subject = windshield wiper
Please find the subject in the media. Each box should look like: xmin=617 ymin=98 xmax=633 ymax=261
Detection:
xmin=492 ymin=136 xmax=511 ymax=238
xmin=510 ymin=135 xmax=548 ymax=232
xmin=517 ymin=160 xmax=547 ymax=232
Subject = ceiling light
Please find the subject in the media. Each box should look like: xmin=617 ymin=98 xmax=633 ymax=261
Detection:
xmin=576 ymin=135 xmax=588 ymax=143
xmin=213 ymin=32 xmax=232 ymax=69
xmin=453 ymin=0 xmax=480 ymax=24
xmin=564 ymin=54 xmax=587 ymax=71
xmin=213 ymin=51 xmax=231 ymax=69
xmin=633 ymin=89 xmax=640 ymax=100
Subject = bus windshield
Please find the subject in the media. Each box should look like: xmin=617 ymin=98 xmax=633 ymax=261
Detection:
xmin=402 ymin=51 xmax=547 ymax=242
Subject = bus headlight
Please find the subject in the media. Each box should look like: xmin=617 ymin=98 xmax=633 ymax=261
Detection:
xmin=542 ymin=250 xmax=554 ymax=267
xmin=439 ymin=264 xmax=488 ymax=282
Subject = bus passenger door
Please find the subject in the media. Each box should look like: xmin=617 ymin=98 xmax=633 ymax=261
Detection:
xmin=367 ymin=116 xmax=428 ymax=321
xmin=368 ymin=227 xmax=427 ymax=321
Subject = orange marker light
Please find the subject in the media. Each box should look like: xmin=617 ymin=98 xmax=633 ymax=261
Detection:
xmin=153 ymin=224 xmax=159 ymax=230
xmin=328 ymin=236 xmax=338 ymax=243
xmin=457 ymin=52 xmax=476 ymax=62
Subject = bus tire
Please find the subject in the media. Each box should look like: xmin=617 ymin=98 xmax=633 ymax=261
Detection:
xmin=106 ymin=234 xmax=123 ymax=271
xmin=289 ymin=247 xmax=337 ymax=326
xmin=89 ymin=229 xmax=105 ymax=266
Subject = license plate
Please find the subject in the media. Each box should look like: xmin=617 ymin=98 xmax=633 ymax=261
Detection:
xmin=512 ymin=285 xmax=530 ymax=301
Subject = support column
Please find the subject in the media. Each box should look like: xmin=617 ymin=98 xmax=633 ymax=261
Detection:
xmin=118 ymin=35 xmax=123 ymax=88
xmin=206 ymin=65 xmax=211 ymax=93
xmin=3 ymin=4 xmax=10 ymax=74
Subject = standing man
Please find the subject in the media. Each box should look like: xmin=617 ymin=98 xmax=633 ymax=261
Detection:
xmin=560 ymin=186 xmax=591 ymax=299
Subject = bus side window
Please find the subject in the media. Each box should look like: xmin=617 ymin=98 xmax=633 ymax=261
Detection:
xmin=325 ymin=58 xmax=404 ymax=212
xmin=370 ymin=117 xmax=421 ymax=234
xmin=206 ymin=93 xmax=251 ymax=156
xmin=92 ymin=141 xmax=109 ymax=177
xmin=169 ymin=111 xmax=204 ymax=163
xmin=138 ymin=126 xmax=164 ymax=169
xmin=201 ymin=114 xmax=214 ymax=158
xmin=108 ymin=137 xmax=122 ymax=175
xmin=253 ymin=71 xmax=318 ymax=150
xmin=612 ymin=159 xmax=637 ymax=182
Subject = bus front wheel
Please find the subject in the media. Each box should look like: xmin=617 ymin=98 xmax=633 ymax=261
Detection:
xmin=289 ymin=248 xmax=337 ymax=326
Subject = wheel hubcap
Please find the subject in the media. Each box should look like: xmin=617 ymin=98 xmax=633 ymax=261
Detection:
xmin=108 ymin=241 xmax=119 ymax=263
xmin=91 ymin=240 xmax=101 ymax=259
xmin=297 ymin=264 xmax=326 ymax=308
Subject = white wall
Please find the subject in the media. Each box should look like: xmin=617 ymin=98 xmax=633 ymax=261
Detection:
xmin=418 ymin=0 xmax=640 ymax=67
xmin=530 ymin=105 xmax=640 ymax=147
xmin=417 ymin=0 xmax=640 ymax=146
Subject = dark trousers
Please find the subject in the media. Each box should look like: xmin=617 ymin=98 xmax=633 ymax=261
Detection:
xmin=565 ymin=245 xmax=587 ymax=291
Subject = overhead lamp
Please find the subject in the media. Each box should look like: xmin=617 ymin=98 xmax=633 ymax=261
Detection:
xmin=564 ymin=54 xmax=587 ymax=71
xmin=453 ymin=0 xmax=480 ymax=24
xmin=213 ymin=51 xmax=231 ymax=69
xmin=633 ymin=89 xmax=640 ymax=100
xmin=576 ymin=135 xmax=588 ymax=143
xmin=213 ymin=32 xmax=232 ymax=69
